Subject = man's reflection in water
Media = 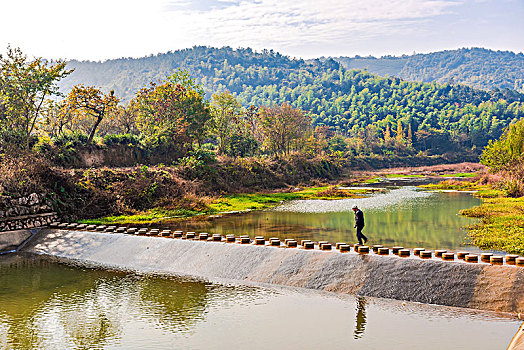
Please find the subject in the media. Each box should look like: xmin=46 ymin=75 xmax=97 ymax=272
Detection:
xmin=354 ymin=296 xmax=367 ymax=339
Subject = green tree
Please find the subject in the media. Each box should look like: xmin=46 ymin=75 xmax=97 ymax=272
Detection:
xmin=0 ymin=46 xmax=72 ymax=150
xmin=480 ymin=119 xmax=524 ymax=175
xmin=62 ymin=85 xmax=119 ymax=145
xmin=133 ymin=71 xmax=210 ymax=150
xmin=210 ymin=91 xmax=244 ymax=154
xmin=258 ymin=103 xmax=311 ymax=155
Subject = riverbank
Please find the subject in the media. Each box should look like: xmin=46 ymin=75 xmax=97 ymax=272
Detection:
xmin=75 ymin=164 xmax=482 ymax=226
xmin=80 ymin=185 xmax=379 ymax=225
xmin=461 ymin=197 xmax=524 ymax=255
xmin=411 ymin=173 xmax=524 ymax=255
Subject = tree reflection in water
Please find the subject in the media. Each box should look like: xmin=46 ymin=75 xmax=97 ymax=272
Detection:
xmin=354 ymin=296 xmax=367 ymax=339
xmin=0 ymin=254 xmax=213 ymax=348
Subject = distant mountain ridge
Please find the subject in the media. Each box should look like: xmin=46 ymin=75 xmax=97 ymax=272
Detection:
xmin=54 ymin=46 xmax=524 ymax=154
xmin=335 ymin=48 xmax=524 ymax=93
xmin=58 ymin=46 xmax=524 ymax=102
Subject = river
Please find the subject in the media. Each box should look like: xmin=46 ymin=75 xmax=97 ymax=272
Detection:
xmin=173 ymin=186 xmax=483 ymax=252
xmin=0 ymin=254 xmax=520 ymax=350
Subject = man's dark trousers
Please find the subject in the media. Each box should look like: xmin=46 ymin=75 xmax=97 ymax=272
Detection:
xmin=356 ymin=226 xmax=367 ymax=245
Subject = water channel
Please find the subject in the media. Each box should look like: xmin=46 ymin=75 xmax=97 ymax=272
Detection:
xmin=3 ymin=181 xmax=519 ymax=348
xmin=174 ymin=185 xmax=483 ymax=252
xmin=0 ymin=254 xmax=520 ymax=350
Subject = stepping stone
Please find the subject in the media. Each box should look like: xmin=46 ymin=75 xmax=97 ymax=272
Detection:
xmin=481 ymin=253 xmax=493 ymax=262
xmin=270 ymin=239 xmax=280 ymax=246
xmin=414 ymin=248 xmax=425 ymax=256
xmin=303 ymin=242 xmax=314 ymax=249
xmin=420 ymin=251 xmax=432 ymax=259
xmin=442 ymin=253 xmax=454 ymax=260
xmin=457 ymin=251 xmax=469 ymax=259
xmin=506 ymin=254 xmax=519 ymax=264
xmin=392 ymin=247 xmax=403 ymax=255
xmin=358 ymin=246 xmax=369 ymax=254
xmin=286 ymin=240 xmax=298 ymax=248
xmin=465 ymin=254 xmax=479 ymax=263
xmin=160 ymin=230 xmax=171 ymax=237
xmin=336 ymin=242 xmax=346 ymax=249
xmin=320 ymin=243 xmax=332 ymax=250
xmin=435 ymin=250 xmax=447 ymax=258
xmin=339 ymin=244 xmax=351 ymax=252
xmin=398 ymin=249 xmax=410 ymax=257
xmin=378 ymin=247 xmax=389 ymax=255
xmin=372 ymin=245 xmax=383 ymax=253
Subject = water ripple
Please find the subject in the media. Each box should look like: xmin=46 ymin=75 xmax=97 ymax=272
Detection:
xmin=275 ymin=187 xmax=434 ymax=213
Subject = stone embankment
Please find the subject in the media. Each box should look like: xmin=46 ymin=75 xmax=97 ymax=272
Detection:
xmin=23 ymin=226 xmax=524 ymax=315
xmin=0 ymin=193 xmax=58 ymax=231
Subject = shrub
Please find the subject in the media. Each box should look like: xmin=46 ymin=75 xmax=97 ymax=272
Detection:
xmin=502 ymin=179 xmax=524 ymax=198
xmin=103 ymin=133 xmax=141 ymax=146
xmin=52 ymin=132 xmax=88 ymax=147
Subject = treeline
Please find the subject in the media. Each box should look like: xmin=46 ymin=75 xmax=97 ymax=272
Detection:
xmin=2 ymin=46 xmax=524 ymax=167
xmin=0 ymin=47 xmax=313 ymax=167
xmin=336 ymin=47 xmax=524 ymax=93
xmin=58 ymin=46 xmax=524 ymax=156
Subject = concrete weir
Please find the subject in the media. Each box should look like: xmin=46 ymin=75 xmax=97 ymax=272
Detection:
xmin=22 ymin=229 xmax=524 ymax=315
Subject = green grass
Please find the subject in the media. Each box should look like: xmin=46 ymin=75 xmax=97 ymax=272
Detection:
xmin=79 ymin=208 xmax=211 ymax=225
xmin=438 ymin=172 xmax=478 ymax=178
xmin=419 ymin=179 xmax=489 ymax=192
xmin=209 ymin=186 xmax=371 ymax=212
xmin=460 ymin=197 xmax=524 ymax=254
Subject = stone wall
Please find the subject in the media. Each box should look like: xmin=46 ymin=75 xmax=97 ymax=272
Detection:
xmin=0 ymin=193 xmax=58 ymax=232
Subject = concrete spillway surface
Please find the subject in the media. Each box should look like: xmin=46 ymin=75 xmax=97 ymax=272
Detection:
xmin=0 ymin=253 xmax=521 ymax=350
xmin=23 ymin=229 xmax=524 ymax=314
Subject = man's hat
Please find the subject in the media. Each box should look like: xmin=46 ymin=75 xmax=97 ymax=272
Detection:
xmin=352 ymin=205 xmax=358 ymax=209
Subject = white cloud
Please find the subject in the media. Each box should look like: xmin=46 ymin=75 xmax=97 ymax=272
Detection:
xmin=0 ymin=0 xmax=521 ymax=60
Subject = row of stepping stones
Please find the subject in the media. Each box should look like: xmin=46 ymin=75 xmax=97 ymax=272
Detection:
xmin=49 ymin=222 xmax=524 ymax=266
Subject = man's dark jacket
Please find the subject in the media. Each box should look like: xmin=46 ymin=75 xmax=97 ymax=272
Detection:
xmin=355 ymin=209 xmax=365 ymax=228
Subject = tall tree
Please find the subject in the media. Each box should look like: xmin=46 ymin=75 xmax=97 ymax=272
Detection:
xmin=0 ymin=46 xmax=72 ymax=150
xmin=133 ymin=71 xmax=210 ymax=150
xmin=210 ymin=91 xmax=245 ymax=154
xmin=62 ymin=85 xmax=119 ymax=145
xmin=258 ymin=103 xmax=311 ymax=156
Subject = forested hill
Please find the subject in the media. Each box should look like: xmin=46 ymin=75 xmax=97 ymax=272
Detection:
xmin=58 ymin=46 xmax=524 ymax=151
xmin=336 ymin=48 xmax=524 ymax=93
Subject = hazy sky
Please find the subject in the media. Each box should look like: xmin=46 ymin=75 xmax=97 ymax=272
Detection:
xmin=1 ymin=0 xmax=523 ymax=61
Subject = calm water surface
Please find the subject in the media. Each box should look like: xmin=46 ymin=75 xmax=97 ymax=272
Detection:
xmin=1 ymin=254 xmax=519 ymax=350
xmin=174 ymin=187 xmax=482 ymax=251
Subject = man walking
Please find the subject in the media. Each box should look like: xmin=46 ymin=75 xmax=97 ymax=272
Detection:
xmin=352 ymin=205 xmax=367 ymax=245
